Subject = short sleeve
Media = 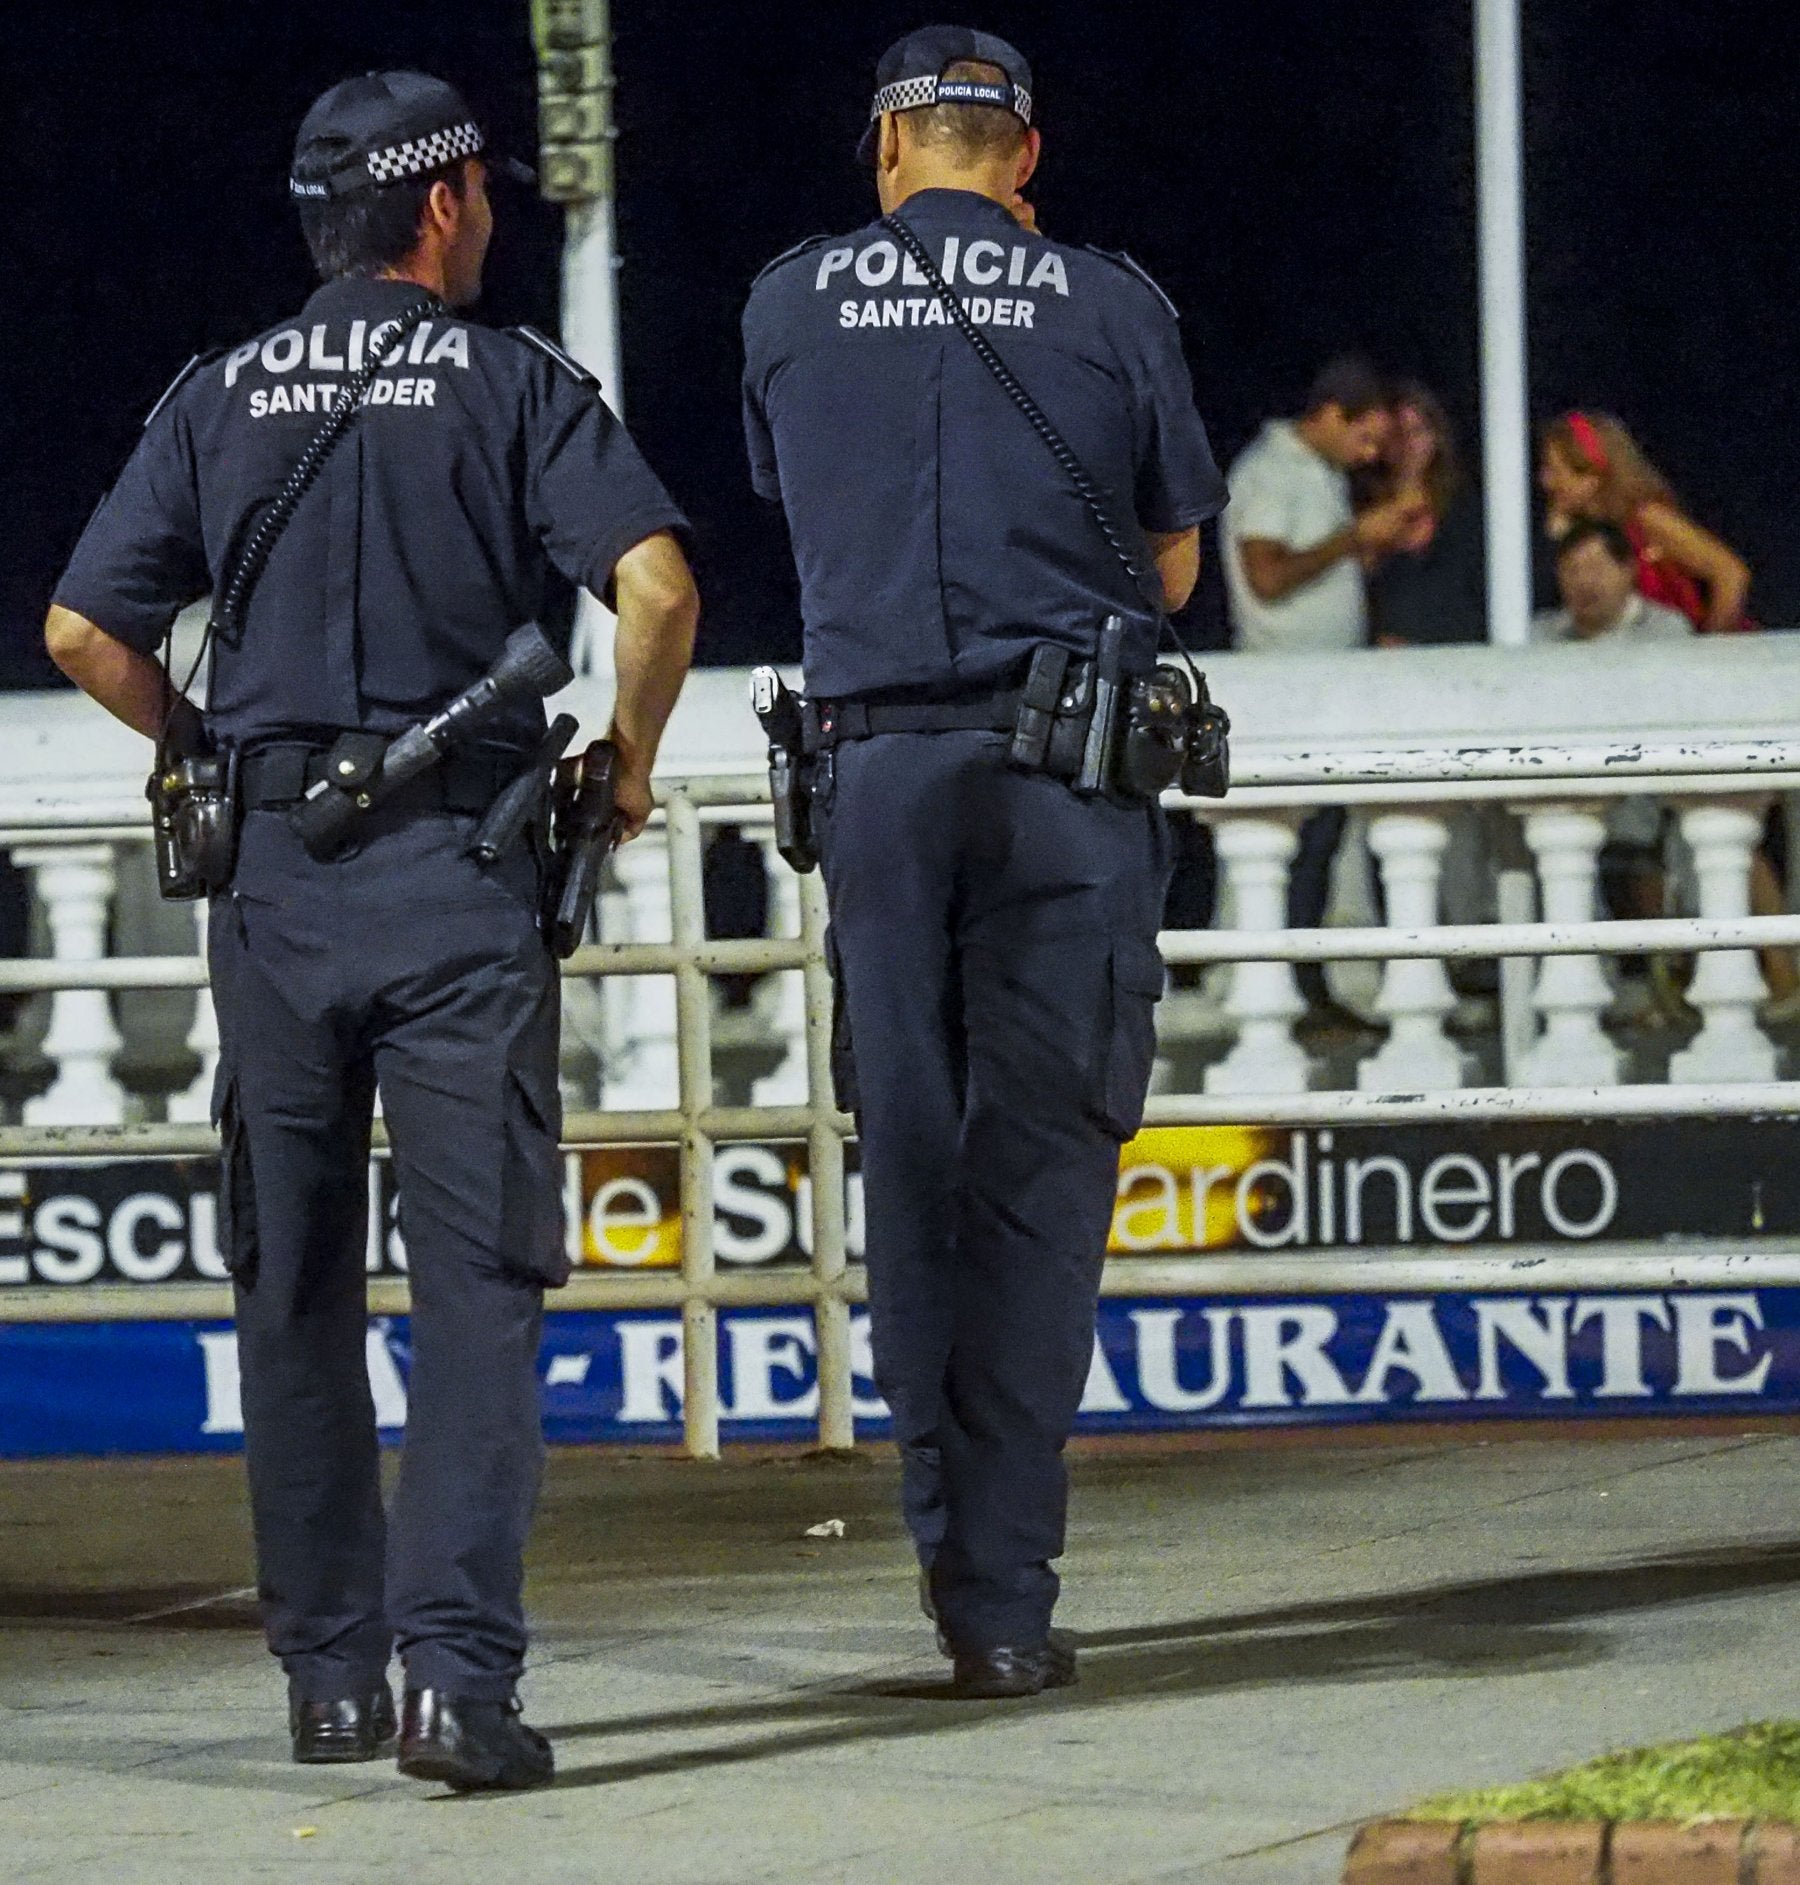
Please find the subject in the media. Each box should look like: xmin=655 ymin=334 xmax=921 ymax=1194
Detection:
xmin=743 ymin=376 xmax=780 ymax=503
xmin=1225 ymin=449 xmax=1301 ymax=546
xmin=1122 ymin=303 xmax=1227 ymax=535
xmin=527 ymin=370 xmax=689 ymax=604
xmin=54 ymin=405 xmax=209 ymax=654
xmin=740 ymin=297 xmax=782 ymax=503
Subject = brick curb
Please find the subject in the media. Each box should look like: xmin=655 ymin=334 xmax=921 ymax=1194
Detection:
xmin=1344 ymin=1818 xmax=1800 ymax=1882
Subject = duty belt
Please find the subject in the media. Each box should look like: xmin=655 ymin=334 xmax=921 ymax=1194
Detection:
xmin=240 ymin=742 xmax=523 ymax=813
xmin=802 ymin=689 xmax=1021 ymax=756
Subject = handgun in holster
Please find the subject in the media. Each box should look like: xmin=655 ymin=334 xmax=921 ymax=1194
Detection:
xmin=543 ymin=739 xmax=622 ymax=958
xmin=149 ymin=729 xmax=240 ymax=901
xmin=1010 ymin=614 xmax=1231 ymax=802
xmin=750 ymin=666 xmax=817 ymax=873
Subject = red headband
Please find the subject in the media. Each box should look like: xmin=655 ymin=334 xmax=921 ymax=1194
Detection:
xmin=1564 ymin=411 xmax=1610 ymax=474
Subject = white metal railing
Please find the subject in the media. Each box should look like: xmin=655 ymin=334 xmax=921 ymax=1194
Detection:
xmin=2 ymin=744 xmax=1799 ymax=1456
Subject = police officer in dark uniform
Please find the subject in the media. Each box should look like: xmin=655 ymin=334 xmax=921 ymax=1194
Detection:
xmin=46 ymin=72 xmax=697 ymax=1788
xmin=742 ymin=29 xmax=1226 ymax=1697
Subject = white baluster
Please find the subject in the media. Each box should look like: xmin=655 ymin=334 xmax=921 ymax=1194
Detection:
xmin=602 ymin=828 xmax=679 ymax=1109
xmin=1669 ymin=800 xmax=1777 ymax=1083
xmin=166 ymin=901 xmax=220 ymax=1122
xmin=1204 ymin=815 xmax=1311 ymax=1095
xmin=1516 ymin=805 xmax=1622 ymax=1086
xmin=1358 ymin=811 xmax=1463 ymax=1091
xmin=751 ymin=833 xmax=808 ymax=1105
xmin=15 ymin=844 xmax=126 ymax=1125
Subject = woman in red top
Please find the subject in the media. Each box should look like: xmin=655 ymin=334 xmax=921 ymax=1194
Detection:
xmin=1540 ymin=411 xmax=1751 ymax=633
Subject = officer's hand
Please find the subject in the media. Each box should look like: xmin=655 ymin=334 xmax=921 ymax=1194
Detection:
xmin=613 ymin=761 xmax=655 ymax=843
xmin=1009 ymin=192 xmax=1040 ymax=234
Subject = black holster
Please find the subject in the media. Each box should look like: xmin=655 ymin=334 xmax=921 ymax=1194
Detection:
xmin=1008 ymin=619 xmax=1231 ymax=804
xmin=149 ymin=742 xmax=240 ymax=900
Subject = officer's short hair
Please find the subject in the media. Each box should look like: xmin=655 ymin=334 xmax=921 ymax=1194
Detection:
xmin=902 ymin=60 xmax=1028 ymax=164
xmin=293 ymin=150 xmax=471 ymax=281
xmin=1555 ymin=516 xmax=1636 ymax=567
xmin=1303 ymin=355 xmax=1394 ymax=422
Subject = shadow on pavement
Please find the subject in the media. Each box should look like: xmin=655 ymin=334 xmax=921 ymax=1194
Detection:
xmin=545 ymin=1540 xmax=1800 ymax=1791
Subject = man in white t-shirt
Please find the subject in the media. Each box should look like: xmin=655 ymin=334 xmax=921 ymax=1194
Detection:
xmin=1224 ymin=358 xmax=1424 ymax=654
xmin=1222 ymin=359 xmax=1425 ymax=1020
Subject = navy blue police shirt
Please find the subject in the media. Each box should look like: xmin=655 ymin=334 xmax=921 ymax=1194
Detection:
xmin=741 ymin=188 xmax=1227 ymax=700
xmin=56 ymin=275 xmax=687 ymax=746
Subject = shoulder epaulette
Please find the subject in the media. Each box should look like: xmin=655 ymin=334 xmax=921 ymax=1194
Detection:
xmin=752 ymin=234 xmax=832 ymax=288
xmin=143 ymin=349 xmax=224 ymax=429
xmin=1083 ymin=246 xmax=1180 ymax=321
xmin=508 ymin=325 xmax=601 ymax=392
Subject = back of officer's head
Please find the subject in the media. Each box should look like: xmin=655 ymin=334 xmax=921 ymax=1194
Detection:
xmin=293 ymin=150 xmax=472 ymax=281
xmin=289 ymin=72 xmax=500 ymax=295
xmin=897 ymin=59 xmax=1028 ymax=166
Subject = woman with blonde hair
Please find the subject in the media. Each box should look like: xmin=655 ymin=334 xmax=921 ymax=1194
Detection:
xmin=1540 ymin=410 xmax=1751 ymax=634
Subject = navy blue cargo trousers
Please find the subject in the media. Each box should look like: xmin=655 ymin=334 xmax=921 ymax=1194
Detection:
xmin=815 ymin=730 xmax=1170 ymax=1651
xmin=207 ymin=803 xmax=566 ymax=1704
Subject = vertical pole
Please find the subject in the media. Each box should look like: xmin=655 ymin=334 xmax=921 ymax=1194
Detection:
xmin=1475 ymin=0 xmax=1533 ymax=647
xmin=797 ymin=867 xmax=853 ymax=1453
xmin=666 ymin=791 xmax=720 ymax=1460
xmin=539 ymin=0 xmax=621 ymax=677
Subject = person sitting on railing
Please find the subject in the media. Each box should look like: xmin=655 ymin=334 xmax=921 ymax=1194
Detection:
xmin=1531 ymin=519 xmax=1693 ymax=1021
xmin=1529 ymin=521 xmax=1798 ymax=1021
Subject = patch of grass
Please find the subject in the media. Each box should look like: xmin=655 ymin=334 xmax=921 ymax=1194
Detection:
xmin=1415 ymin=1722 xmax=1800 ymax=1824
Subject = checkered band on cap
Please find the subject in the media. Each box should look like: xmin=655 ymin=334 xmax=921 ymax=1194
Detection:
xmin=870 ymin=75 xmax=1032 ymax=125
xmin=364 ymin=119 xmax=486 ymax=185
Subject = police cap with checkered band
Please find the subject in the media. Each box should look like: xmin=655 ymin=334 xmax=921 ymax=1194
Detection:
xmin=289 ymin=71 xmax=535 ymax=201
xmin=856 ymin=25 xmax=1034 ymax=164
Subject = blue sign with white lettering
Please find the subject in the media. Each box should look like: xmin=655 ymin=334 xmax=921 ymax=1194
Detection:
xmin=2 ymin=1288 xmax=1795 ymax=1458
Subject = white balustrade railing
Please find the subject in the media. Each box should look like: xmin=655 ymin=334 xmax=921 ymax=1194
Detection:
xmin=4 ymin=755 xmax=1796 ymax=1133
xmin=3 ymin=642 xmax=1799 ymax=1131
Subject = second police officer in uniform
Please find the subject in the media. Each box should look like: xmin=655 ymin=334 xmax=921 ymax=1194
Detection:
xmin=742 ymin=27 xmax=1228 ymax=1697
xmin=45 ymin=73 xmax=698 ymax=1788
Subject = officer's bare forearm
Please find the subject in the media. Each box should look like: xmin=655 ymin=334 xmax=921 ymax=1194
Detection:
xmin=44 ymin=605 xmax=171 ymax=742
xmin=607 ymin=531 xmax=699 ymax=774
xmin=1147 ymin=527 xmax=1200 ymax=613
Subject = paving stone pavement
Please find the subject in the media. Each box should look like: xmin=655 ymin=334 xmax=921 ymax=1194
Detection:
xmin=5 ymin=1424 xmax=1800 ymax=1884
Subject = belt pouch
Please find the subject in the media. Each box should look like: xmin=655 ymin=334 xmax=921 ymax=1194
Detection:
xmin=1008 ymin=644 xmax=1070 ymax=773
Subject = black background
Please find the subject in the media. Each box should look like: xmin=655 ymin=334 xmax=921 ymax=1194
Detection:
xmin=4 ymin=0 xmax=1797 ymax=685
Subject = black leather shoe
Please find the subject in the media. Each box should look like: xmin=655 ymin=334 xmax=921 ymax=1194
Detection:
xmin=397 ymin=1688 xmax=554 ymax=1793
xmin=290 ymin=1686 xmax=397 ymax=1764
xmin=949 ymin=1631 xmax=1078 ymax=1699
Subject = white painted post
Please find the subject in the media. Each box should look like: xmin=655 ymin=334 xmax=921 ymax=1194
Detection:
xmin=602 ymin=829 xmax=679 ymax=1109
xmin=165 ymin=900 xmax=220 ymax=1123
xmin=750 ymin=834 xmax=809 ymax=1105
xmin=1517 ymin=805 xmax=1622 ymax=1086
xmin=542 ymin=0 xmax=624 ymax=683
xmin=1476 ymin=0 xmax=1532 ymax=648
xmin=1358 ymin=812 xmax=1463 ymax=1091
xmin=1669 ymin=800 xmax=1777 ymax=1083
xmin=1204 ymin=815 xmax=1312 ymax=1095
xmin=15 ymin=844 xmax=126 ymax=1125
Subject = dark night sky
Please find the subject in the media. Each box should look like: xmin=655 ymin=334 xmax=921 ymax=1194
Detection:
xmin=4 ymin=0 xmax=1798 ymax=688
